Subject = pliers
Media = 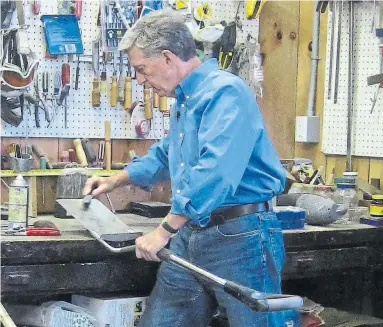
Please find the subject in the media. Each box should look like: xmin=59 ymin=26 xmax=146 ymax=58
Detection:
xmin=218 ymin=22 xmax=237 ymax=70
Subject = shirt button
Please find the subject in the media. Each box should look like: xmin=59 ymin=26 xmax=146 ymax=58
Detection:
xmin=180 ymin=162 xmax=184 ymax=167
xmin=179 ymin=133 xmax=183 ymax=138
xmin=181 ymin=104 xmax=185 ymax=108
xmin=176 ymin=189 xmax=181 ymax=194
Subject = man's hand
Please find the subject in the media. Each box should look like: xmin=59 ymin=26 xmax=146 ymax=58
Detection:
xmin=135 ymin=226 xmax=172 ymax=262
xmin=82 ymin=171 xmax=129 ymax=197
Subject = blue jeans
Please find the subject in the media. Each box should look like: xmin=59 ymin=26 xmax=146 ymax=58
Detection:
xmin=138 ymin=211 xmax=295 ymax=327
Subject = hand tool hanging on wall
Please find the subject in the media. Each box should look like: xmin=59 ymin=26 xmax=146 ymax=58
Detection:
xmin=217 ymin=22 xmax=237 ymax=70
xmin=42 ymin=71 xmax=49 ymax=101
xmin=53 ymin=70 xmax=61 ymax=96
xmin=153 ymin=91 xmax=159 ymax=108
xmin=327 ymin=1 xmax=336 ymax=100
xmin=333 ymin=0 xmax=343 ymax=104
xmin=100 ymin=52 xmax=107 ymax=95
xmin=61 ymin=62 xmax=70 ymax=128
xmin=144 ymin=84 xmax=153 ymax=119
xmin=346 ymin=0 xmax=355 ymax=172
xmin=118 ymin=51 xmax=125 ymax=104
xmin=124 ymin=61 xmax=132 ymax=109
xmin=159 ymin=96 xmax=167 ymax=112
xmin=33 ymin=75 xmax=51 ymax=125
xmin=75 ymin=55 xmax=80 ymax=90
xmin=91 ymin=39 xmax=101 ymax=107
xmin=104 ymin=120 xmax=112 ymax=170
xmin=110 ymin=53 xmax=118 ymax=107
xmin=368 ymin=5 xmax=383 ymax=114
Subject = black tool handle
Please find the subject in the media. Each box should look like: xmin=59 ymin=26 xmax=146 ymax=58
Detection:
xmin=157 ymin=248 xmax=171 ymax=262
xmin=75 ymin=65 xmax=80 ymax=90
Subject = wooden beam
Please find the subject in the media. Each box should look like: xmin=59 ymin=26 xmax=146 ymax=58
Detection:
xmin=258 ymin=1 xmax=299 ymax=159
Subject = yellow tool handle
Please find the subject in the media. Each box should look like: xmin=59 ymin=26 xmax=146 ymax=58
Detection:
xmin=153 ymin=92 xmax=159 ymax=108
xmin=159 ymin=96 xmax=168 ymax=112
xmin=144 ymin=88 xmax=153 ymax=119
xmin=110 ymin=76 xmax=118 ymax=107
xmin=100 ymin=79 xmax=107 ymax=95
xmin=73 ymin=138 xmax=88 ymax=166
xmin=91 ymin=78 xmax=101 ymax=107
xmin=104 ymin=120 xmax=111 ymax=141
xmin=104 ymin=120 xmax=111 ymax=171
xmin=118 ymin=74 xmax=125 ymax=103
xmin=124 ymin=76 xmax=132 ymax=109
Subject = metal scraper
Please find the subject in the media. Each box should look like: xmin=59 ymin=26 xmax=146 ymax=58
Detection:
xmin=57 ymin=199 xmax=141 ymax=252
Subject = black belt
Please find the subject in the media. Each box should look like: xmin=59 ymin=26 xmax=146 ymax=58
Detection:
xmin=188 ymin=202 xmax=270 ymax=230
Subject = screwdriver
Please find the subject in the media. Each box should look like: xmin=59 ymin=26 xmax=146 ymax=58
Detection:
xmin=124 ymin=71 xmax=132 ymax=109
xmin=124 ymin=60 xmax=132 ymax=109
xmin=75 ymin=55 xmax=80 ymax=90
xmin=110 ymin=53 xmax=118 ymax=107
xmin=61 ymin=63 xmax=70 ymax=128
xmin=53 ymin=70 xmax=61 ymax=96
xmin=42 ymin=71 xmax=49 ymax=101
xmin=118 ymin=51 xmax=125 ymax=104
xmin=159 ymin=96 xmax=168 ymax=112
xmin=91 ymin=39 xmax=101 ymax=107
xmin=153 ymin=92 xmax=159 ymax=108
xmin=100 ymin=52 xmax=107 ymax=95
xmin=144 ymin=83 xmax=153 ymax=119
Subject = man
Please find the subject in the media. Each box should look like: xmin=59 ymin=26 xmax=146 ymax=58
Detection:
xmin=84 ymin=9 xmax=287 ymax=327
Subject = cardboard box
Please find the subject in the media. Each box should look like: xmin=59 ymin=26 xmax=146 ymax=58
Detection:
xmin=72 ymin=295 xmax=147 ymax=327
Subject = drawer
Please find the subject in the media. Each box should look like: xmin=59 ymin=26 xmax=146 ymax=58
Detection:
xmin=283 ymin=246 xmax=370 ymax=279
xmin=1 ymin=259 xmax=158 ymax=296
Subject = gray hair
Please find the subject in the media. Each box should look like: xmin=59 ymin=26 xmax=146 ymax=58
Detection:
xmin=119 ymin=9 xmax=196 ymax=61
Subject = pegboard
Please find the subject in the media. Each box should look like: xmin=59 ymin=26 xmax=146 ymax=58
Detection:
xmin=322 ymin=1 xmax=383 ymax=157
xmin=1 ymin=0 xmax=259 ymax=139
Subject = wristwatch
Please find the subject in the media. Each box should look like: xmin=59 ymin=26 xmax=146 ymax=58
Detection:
xmin=161 ymin=218 xmax=178 ymax=234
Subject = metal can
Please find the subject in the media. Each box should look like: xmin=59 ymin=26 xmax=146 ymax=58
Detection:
xmin=8 ymin=174 xmax=29 ymax=230
xmin=370 ymin=195 xmax=383 ymax=217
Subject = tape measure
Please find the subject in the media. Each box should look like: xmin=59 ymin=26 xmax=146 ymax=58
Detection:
xmin=1 ymin=169 xmax=119 ymax=178
xmin=193 ymin=3 xmax=213 ymax=21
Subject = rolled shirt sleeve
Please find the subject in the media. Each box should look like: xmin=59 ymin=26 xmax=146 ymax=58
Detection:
xmin=125 ymin=136 xmax=170 ymax=191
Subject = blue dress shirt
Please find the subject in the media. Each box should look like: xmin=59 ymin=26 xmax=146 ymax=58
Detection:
xmin=126 ymin=58 xmax=286 ymax=226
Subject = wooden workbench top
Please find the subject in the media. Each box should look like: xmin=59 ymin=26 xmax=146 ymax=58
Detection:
xmin=1 ymin=215 xmax=382 ymax=265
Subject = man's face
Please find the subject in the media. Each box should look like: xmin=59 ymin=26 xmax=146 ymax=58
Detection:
xmin=128 ymin=47 xmax=177 ymax=97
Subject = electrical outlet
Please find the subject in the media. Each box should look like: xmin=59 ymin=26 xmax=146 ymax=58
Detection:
xmin=295 ymin=116 xmax=320 ymax=143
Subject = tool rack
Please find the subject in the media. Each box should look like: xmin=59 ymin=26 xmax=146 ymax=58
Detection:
xmin=1 ymin=0 xmax=259 ymax=140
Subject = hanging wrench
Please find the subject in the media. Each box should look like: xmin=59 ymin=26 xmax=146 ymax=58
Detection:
xmin=370 ymin=85 xmax=382 ymax=114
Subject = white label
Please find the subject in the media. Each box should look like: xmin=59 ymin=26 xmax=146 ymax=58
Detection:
xmin=163 ymin=112 xmax=170 ymax=135
xmin=8 ymin=186 xmax=28 ymax=228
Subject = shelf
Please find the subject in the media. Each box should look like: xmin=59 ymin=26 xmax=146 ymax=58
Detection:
xmin=0 ymin=169 xmax=121 ymax=178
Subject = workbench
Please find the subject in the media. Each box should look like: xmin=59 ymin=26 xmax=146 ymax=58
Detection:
xmin=2 ymin=215 xmax=383 ymax=316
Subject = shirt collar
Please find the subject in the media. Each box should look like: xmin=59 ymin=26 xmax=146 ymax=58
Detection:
xmin=175 ymin=58 xmax=219 ymax=100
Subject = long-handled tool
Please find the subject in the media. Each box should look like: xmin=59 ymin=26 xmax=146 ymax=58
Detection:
xmin=56 ymin=198 xmax=303 ymax=313
xmin=333 ymin=0 xmax=343 ymax=104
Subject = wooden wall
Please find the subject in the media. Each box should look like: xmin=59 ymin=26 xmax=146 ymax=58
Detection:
xmin=293 ymin=1 xmax=383 ymax=188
